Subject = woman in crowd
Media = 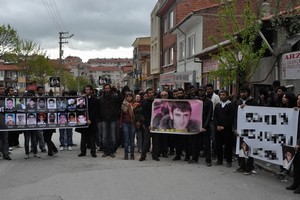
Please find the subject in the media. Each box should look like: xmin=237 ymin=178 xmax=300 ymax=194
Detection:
xmin=120 ymin=92 xmax=136 ymax=160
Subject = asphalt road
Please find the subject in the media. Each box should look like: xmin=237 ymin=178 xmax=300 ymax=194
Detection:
xmin=0 ymin=130 xmax=298 ymax=200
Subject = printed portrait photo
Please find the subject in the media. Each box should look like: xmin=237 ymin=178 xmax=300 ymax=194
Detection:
xmin=151 ymin=99 xmax=202 ymax=135
xmin=26 ymin=98 xmax=37 ymax=110
xmin=48 ymin=112 xmax=57 ymax=124
xmin=5 ymin=98 xmax=15 ymax=110
xmin=76 ymin=97 xmax=86 ymax=109
xmin=27 ymin=113 xmax=36 ymax=125
xmin=37 ymin=98 xmax=47 ymax=110
xmin=16 ymin=113 xmax=26 ymax=125
xmin=57 ymin=113 xmax=68 ymax=125
xmin=5 ymin=113 xmax=15 ymax=125
xmin=47 ymin=98 xmax=57 ymax=109
xmin=16 ymin=98 xmax=26 ymax=110
xmin=57 ymin=98 xmax=67 ymax=110
xmin=282 ymin=145 xmax=295 ymax=170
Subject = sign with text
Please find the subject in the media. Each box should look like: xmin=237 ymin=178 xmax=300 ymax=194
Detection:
xmin=236 ymin=106 xmax=299 ymax=165
xmin=281 ymin=51 xmax=300 ymax=79
xmin=0 ymin=96 xmax=88 ymax=131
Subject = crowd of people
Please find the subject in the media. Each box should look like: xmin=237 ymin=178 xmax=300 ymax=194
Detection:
xmin=0 ymin=81 xmax=299 ymax=194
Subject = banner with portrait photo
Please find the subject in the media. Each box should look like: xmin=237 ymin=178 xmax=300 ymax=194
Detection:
xmin=0 ymin=96 xmax=89 ymax=131
xmin=236 ymin=106 xmax=299 ymax=165
xmin=151 ymin=99 xmax=202 ymax=135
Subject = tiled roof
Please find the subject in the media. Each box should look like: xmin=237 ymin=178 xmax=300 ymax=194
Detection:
xmin=89 ymin=67 xmax=122 ymax=72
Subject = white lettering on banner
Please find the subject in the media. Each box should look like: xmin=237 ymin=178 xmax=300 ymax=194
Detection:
xmin=236 ymin=106 xmax=299 ymax=165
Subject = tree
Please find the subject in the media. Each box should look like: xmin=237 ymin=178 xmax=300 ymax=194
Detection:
xmin=27 ymin=55 xmax=55 ymax=86
xmin=14 ymin=39 xmax=45 ymax=86
xmin=0 ymin=24 xmax=19 ymax=57
xmin=209 ymin=0 xmax=268 ymax=91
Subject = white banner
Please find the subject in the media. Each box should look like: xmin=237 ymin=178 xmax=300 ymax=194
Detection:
xmin=236 ymin=106 xmax=299 ymax=165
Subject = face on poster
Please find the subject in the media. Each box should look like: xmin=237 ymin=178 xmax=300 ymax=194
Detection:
xmin=27 ymin=113 xmax=36 ymax=125
xmin=58 ymin=113 xmax=68 ymax=125
xmin=151 ymin=99 xmax=202 ymax=135
xmin=5 ymin=98 xmax=15 ymax=110
xmin=5 ymin=113 xmax=15 ymax=125
xmin=16 ymin=113 xmax=26 ymax=125
xmin=26 ymin=98 xmax=36 ymax=110
xmin=47 ymin=98 xmax=57 ymax=109
xmin=48 ymin=113 xmax=57 ymax=124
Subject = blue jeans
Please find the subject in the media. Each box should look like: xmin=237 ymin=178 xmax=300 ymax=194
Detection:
xmin=123 ymin=123 xmax=135 ymax=156
xmin=101 ymin=121 xmax=116 ymax=154
xmin=59 ymin=128 xmax=73 ymax=147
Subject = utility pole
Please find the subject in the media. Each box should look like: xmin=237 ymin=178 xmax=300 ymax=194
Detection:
xmin=59 ymin=32 xmax=74 ymax=95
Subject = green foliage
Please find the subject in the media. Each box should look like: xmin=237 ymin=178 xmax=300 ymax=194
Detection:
xmin=0 ymin=24 xmax=19 ymax=57
xmin=63 ymin=71 xmax=90 ymax=92
xmin=27 ymin=55 xmax=55 ymax=86
xmin=209 ymin=0 xmax=268 ymax=88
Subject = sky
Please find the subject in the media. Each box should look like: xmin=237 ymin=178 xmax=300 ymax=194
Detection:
xmin=0 ymin=0 xmax=157 ymax=62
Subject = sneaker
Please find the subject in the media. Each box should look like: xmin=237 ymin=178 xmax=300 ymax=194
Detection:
xmin=34 ymin=154 xmax=41 ymax=158
xmin=206 ymin=162 xmax=212 ymax=167
xmin=110 ymin=153 xmax=115 ymax=158
xmin=91 ymin=153 xmax=97 ymax=158
xmin=41 ymin=149 xmax=47 ymax=153
xmin=24 ymin=154 xmax=29 ymax=159
xmin=152 ymin=157 xmax=160 ymax=161
xmin=236 ymin=167 xmax=244 ymax=172
xmin=8 ymin=147 xmax=13 ymax=151
xmin=59 ymin=146 xmax=64 ymax=151
xmin=67 ymin=146 xmax=72 ymax=151
xmin=226 ymin=162 xmax=232 ymax=167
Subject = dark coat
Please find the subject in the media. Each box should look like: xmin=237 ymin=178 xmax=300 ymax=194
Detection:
xmin=201 ymin=97 xmax=213 ymax=130
xmin=214 ymin=101 xmax=235 ymax=132
xmin=99 ymin=92 xmax=121 ymax=121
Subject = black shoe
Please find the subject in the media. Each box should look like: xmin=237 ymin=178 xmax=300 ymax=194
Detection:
xmin=91 ymin=153 xmax=97 ymax=158
xmin=41 ymin=149 xmax=47 ymax=153
xmin=206 ymin=162 xmax=212 ymax=167
xmin=226 ymin=162 xmax=232 ymax=167
xmin=102 ymin=153 xmax=109 ymax=157
xmin=286 ymin=182 xmax=299 ymax=190
xmin=169 ymin=151 xmax=174 ymax=156
xmin=153 ymin=157 xmax=160 ymax=161
xmin=188 ymin=159 xmax=198 ymax=164
xmin=184 ymin=156 xmax=190 ymax=161
xmin=78 ymin=153 xmax=86 ymax=157
xmin=215 ymin=161 xmax=223 ymax=166
xmin=139 ymin=157 xmax=146 ymax=161
xmin=110 ymin=153 xmax=115 ymax=158
xmin=236 ymin=167 xmax=244 ymax=172
xmin=3 ymin=156 xmax=11 ymax=160
xmin=124 ymin=155 xmax=128 ymax=160
xmin=173 ymin=155 xmax=181 ymax=161
xmin=162 ymin=154 xmax=168 ymax=158
xmin=294 ymin=186 xmax=300 ymax=194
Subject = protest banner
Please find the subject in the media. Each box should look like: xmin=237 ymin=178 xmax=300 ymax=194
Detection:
xmin=151 ymin=99 xmax=202 ymax=135
xmin=0 ymin=96 xmax=89 ymax=131
xmin=236 ymin=106 xmax=299 ymax=165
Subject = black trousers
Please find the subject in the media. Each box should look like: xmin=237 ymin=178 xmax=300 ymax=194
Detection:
xmin=174 ymin=135 xmax=190 ymax=157
xmin=191 ymin=131 xmax=211 ymax=163
xmin=80 ymin=126 xmax=96 ymax=155
xmin=238 ymin=157 xmax=254 ymax=172
xmin=215 ymin=130 xmax=234 ymax=163
xmin=8 ymin=131 xmax=20 ymax=147
xmin=0 ymin=131 xmax=9 ymax=157
xmin=293 ymin=152 xmax=300 ymax=184
xmin=158 ymin=134 xmax=168 ymax=156
xmin=141 ymin=129 xmax=159 ymax=159
xmin=43 ymin=131 xmax=58 ymax=156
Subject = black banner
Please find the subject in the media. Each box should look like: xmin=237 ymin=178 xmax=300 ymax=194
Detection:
xmin=0 ymin=96 xmax=89 ymax=131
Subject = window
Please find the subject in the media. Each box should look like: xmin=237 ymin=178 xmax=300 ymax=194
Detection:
xmin=163 ymin=50 xmax=168 ymax=66
xmin=163 ymin=17 xmax=168 ymax=33
xmin=169 ymin=47 xmax=174 ymax=64
xmin=179 ymin=41 xmax=185 ymax=60
xmin=169 ymin=10 xmax=174 ymax=29
xmin=188 ymin=35 xmax=195 ymax=57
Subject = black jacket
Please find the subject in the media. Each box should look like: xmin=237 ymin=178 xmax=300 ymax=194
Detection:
xmin=99 ymin=92 xmax=121 ymax=121
xmin=142 ymin=98 xmax=154 ymax=127
xmin=214 ymin=101 xmax=235 ymax=131
xmin=201 ymin=97 xmax=213 ymax=130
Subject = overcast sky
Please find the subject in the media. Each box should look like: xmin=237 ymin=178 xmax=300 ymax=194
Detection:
xmin=0 ymin=0 xmax=157 ymax=62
